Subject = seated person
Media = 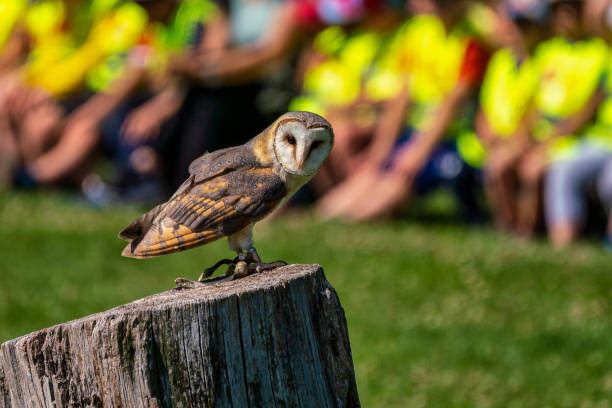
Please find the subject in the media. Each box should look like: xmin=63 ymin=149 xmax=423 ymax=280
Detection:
xmin=317 ymin=0 xmax=492 ymax=221
xmin=167 ymin=0 xmax=391 ymax=191
xmin=289 ymin=14 xmax=405 ymax=197
xmin=514 ymin=0 xmax=608 ymax=236
xmin=8 ymin=0 xmax=150 ymax=187
xmin=14 ymin=0 xmax=220 ymax=205
xmin=475 ymin=0 xmax=548 ymax=231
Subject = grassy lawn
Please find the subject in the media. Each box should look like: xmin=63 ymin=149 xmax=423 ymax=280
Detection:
xmin=1 ymin=191 xmax=612 ymax=406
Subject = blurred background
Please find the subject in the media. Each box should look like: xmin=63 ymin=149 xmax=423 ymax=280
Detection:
xmin=2 ymin=0 xmax=612 ymax=405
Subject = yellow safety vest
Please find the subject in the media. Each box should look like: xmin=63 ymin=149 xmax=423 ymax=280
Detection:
xmin=480 ymin=48 xmax=537 ymax=137
xmin=25 ymin=1 xmax=148 ymax=97
xmin=132 ymin=0 xmax=219 ymax=83
xmin=297 ymin=27 xmax=383 ymax=108
xmin=531 ymin=37 xmax=608 ymax=160
xmin=0 ymin=0 xmax=27 ymax=51
xmin=533 ymin=37 xmax=607 ymax=136
xmin=574 ymin=49 xmax=612 ymax=154
xmin=392 ymin=15 xmax=465 ymax=129
xmin=402 ymin=15 xmax=487 ymax=167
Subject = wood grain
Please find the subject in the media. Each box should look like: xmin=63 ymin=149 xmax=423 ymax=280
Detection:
xmin=0 ymin=264 xmax=360 ymax=407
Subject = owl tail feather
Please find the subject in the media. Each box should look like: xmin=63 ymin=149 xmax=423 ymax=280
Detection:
xmin=118 ymin=203 xmax=165 ymax=241
xmin=121 ymin=242 xmax=150 ymax=258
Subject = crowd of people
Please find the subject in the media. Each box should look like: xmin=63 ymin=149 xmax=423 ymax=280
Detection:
xmin=1 ymin=0 xmax=612 ymax=249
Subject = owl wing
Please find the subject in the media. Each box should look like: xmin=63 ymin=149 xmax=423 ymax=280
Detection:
xmin=188 ymin=145 xmax=257 ymax=184
xmin=120 ymin=162 xmax=286 ymax=258
xmin=119 ymin=145 xmax=260 ymax=241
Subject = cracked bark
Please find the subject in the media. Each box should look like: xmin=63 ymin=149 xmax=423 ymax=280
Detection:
xmin=0 ymin=264 xmax=360 ymax=407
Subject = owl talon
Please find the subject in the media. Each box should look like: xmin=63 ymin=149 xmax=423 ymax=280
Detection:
xmin=245 ymin=248 xmax=287 ymax=273
xmin=224 ymin=263 xmax=236 ymax=276
xmin=200 ymin=258 xmax=236 ymax=281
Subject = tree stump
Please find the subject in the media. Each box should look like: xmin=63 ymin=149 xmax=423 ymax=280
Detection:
xmin=0 ymin=264 xmax=360 ymax=407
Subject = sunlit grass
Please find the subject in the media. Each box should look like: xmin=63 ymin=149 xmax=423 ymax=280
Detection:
xmin=1 ymin=191 xmax=611 ymax=407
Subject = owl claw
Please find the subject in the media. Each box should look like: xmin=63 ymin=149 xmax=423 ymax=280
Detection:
xmin=200 ymin=258 xmax=237 ymax=281
xmin=246 ymin=248 xmax=287 ymax=273
xmin=191 ymin=249 xmax=287 ymax=285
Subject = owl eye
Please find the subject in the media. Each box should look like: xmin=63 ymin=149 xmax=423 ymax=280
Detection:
xmin=311 ymin=140 xmax=323 ymax=150
xmin=285 ymin=135 xmax=296 ymax=145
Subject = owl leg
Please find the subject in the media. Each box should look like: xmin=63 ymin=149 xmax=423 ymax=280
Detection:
xmin=174 ymin=254 xmax=239 ymax=288
xmin=246 ymin=247 xmax=287 ymax=273
xmin=199 ymin=258 xmax=237 ymax=281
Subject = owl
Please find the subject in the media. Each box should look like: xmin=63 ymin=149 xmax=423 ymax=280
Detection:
xmin=119 ymin=111 xmax=333 ymax=283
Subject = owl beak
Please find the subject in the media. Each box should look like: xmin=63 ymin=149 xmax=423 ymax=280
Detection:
xmin=296 ymin=144 xmax=307 ymax=170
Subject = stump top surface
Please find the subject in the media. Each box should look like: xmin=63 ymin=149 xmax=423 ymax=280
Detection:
xmin=3 ymin=264 xmax=323 ymax=345
xmin=129 ymin=263 xmax=323 ymax=309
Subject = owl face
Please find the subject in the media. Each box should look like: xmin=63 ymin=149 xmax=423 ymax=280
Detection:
xmin=273 ymin=120 xmax=333 ymax=176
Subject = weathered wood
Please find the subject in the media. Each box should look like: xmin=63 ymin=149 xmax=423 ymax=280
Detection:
xmin=0 ymin=264 xmax=360 ymax=407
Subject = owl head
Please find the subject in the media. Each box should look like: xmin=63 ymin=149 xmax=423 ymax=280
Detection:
xmin=272 ymin=111 xmax=334 ymax=177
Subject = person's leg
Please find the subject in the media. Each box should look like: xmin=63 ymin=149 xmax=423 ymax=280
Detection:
xmin=449 ymin=156 xmax=483 ymax=223
xmin=316 ymin=130 xmax=413 ymax=220
xmin=545 ymin=160 xmax=584 ymax=247
xmin=315 ymin=165 xmax=385 ymax=220
xmin=517 ymin=150 xmax=547 ymax=237
xmin=0 ymin=111 xmax=19 ymax=187
xmin=596 ymin=157 xmax=612 ymax=244
xmin=345 ymin=138 xmax=436 ymax=221
xmin=346 ymin=169 xmax=411 ymax=220
xmin=484 ymin=146 xmax=520 ymax=230
xmin=545 ymin=147 xmax=611 ymax=247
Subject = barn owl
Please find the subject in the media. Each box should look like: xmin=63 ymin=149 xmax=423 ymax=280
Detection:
xmin=119 ymin=111 xmax=333 ymax=283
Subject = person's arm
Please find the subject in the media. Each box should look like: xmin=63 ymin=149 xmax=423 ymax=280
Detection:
xmin=177 ymin=2 xmax=303 ymax=84
xmin=0 ymin=26 xmax=29 ymax=73
xmin=197 ymin=12 xmax=230 ymax=57
xmin=549 ymin=88 xmax=605 ymax=139
xmin=70 ymin=66 xmax=146 ymax=123
xmin=365 ymin=86 xmax=411 ymax=165
xmin=396 ymin=81 xmax=473 ymax=176
xmin=119 ymin=14 xmax=231 ymax=142
xmin=522 ymin=88 xmax=606 ymax=164
xmin=120 ymin=81 xmax=187 ymax=142
xmin=22 ymin=67 xmax=145 ymax=184
xmin=474 ymin=108 xmax=498 ymax=150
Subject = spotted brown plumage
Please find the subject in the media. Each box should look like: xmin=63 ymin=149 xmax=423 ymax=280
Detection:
xmin=119 ymin=111 xmax=334 ymax=282
xmin=120 ymin=146 xmax=286 ymax=258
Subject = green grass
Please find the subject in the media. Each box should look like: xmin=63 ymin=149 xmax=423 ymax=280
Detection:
xmin=2 ymin=191 xmax=612 ymax=406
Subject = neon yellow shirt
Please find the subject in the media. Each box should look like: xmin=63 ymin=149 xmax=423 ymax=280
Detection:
xmin=480 ymin=48 xmax=537 ymax=137
xmin=531 ymin=37 xmax=608 ymax=160
xmin=22 ymin=0 xmax=147 ymax=97
xmin=0 ymin=0 xmax=27 ymax=51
